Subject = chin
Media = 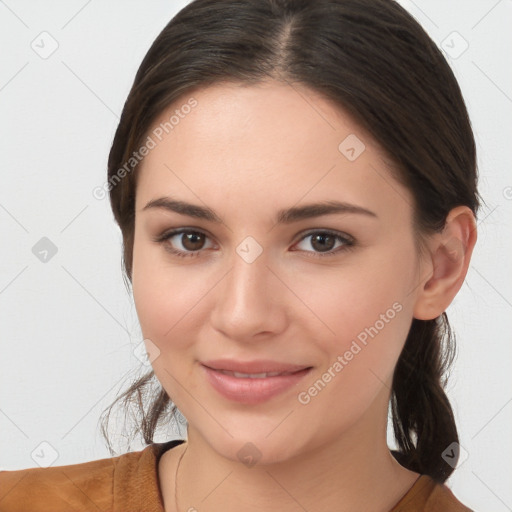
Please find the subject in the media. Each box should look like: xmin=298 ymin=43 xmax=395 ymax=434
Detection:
xmin=187 ymin=417 xmax=315 ymax=468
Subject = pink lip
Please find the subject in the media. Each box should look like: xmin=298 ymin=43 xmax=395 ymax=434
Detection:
xmin=202 ymin=359 xmax=309 ymax=374
xmin=201 ymin=359 xmax=312 ymax=405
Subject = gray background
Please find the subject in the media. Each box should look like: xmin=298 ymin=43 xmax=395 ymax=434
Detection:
xmin=1 ymin=1 xmax=511 ymax=510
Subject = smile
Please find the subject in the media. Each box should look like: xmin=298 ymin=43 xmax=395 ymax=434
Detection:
xmin=216 ymin=370 xmax=299 ymax=378
xmin=201 ymin=361 xmax=312 ymax=404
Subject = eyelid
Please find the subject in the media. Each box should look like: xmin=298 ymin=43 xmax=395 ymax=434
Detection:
xmin=290 ymin=228 xmax=355 ymax=257
xmin=292 ymin=228 xmax=354 ymax=245
xmin=153 ymin=227 xmax=217 ymax=251
xmin=154 ymin=226 xmax=355 ymax=258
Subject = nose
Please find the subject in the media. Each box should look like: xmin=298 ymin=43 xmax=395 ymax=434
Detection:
xmin=209 ymin=247 xmax=288 ymax=343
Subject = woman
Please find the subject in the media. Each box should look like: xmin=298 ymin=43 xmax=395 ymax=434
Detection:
xmin=0 ymin=0 xmax=479 ymax=510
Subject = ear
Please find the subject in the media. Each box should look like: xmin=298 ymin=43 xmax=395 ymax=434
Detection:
xmin=413 ymin=206 xmax=478 ymax=320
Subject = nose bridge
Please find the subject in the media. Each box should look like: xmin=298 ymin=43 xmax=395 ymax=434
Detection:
xmin=210 ymin=240 xmax=285 ymax=339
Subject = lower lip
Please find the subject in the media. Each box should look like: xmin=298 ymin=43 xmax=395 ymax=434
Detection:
xmin=201 ymin=365 xmax=312 ymax=405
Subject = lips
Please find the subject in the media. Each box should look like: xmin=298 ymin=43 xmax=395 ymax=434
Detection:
xmin=201 ymin=359 xmax=312 ymax=404
xmin=215 ymin=370 xmax=293 ymax=378
xmin=202 ymin=358 xmax=310 ymax=375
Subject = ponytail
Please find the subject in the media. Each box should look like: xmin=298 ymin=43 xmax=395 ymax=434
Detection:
xmin=100 ymin=371 xmax=175 ymax=455
xmin=391 ymin=313 xmax=459 ymax=483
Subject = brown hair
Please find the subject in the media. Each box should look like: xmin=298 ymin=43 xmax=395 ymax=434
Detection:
xmin=100 ymin=0 xmax=480 ymax=483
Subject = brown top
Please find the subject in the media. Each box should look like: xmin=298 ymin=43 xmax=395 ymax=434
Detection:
xmin=0 ymin=439 xmax=472 ymax=511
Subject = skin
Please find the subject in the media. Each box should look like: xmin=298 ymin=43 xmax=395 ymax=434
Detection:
xmin=131 ymin=81 xmax=477 ymax=512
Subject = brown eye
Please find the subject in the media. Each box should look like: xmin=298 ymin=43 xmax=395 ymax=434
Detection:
xmin=310 ymin=233 xmax=336 ymax=252
xmin=155 ymin=229 xmax=215 ymax=258
xmin=292 ymin=230 xmax=355 ymax=257
xmin=180 ymin=232 xmax=206 ymax=251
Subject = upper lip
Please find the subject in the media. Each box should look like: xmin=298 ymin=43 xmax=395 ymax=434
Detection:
xmin=202 ymin=359 xmax=311 ymax=374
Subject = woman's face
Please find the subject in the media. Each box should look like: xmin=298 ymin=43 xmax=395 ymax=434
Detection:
xmin=132 ymin=81 xmax=427 ymax=463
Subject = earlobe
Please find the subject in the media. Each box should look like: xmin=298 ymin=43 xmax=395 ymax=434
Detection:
xmin=413 ymin=206 xmax=478 ymax=320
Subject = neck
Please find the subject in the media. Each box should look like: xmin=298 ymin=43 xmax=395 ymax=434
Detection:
xmin=169 ymin=397 xmax=419 ymax=512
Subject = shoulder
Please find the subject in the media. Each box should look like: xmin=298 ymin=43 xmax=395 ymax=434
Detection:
xmin=424 ymin=479 xmax=473 ymax=511
xmin=0 ymin=441 xmax=180 ymax=512
xmin=0 ymin=453 xmax=119 ymax=511
xmin=391 ymin=475 xmax=473 ymax=511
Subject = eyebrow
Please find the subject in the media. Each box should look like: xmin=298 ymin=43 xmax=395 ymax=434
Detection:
xmin=142 ymin=197 xmax=378 ymax=224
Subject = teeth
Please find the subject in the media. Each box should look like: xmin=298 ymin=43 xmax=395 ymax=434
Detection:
xmin=221 ymin=370 xmax=284 ymax=378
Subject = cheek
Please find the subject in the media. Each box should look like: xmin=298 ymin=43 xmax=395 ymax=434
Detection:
xmin=315 ymin=253 xmax=415 ymax=346
xmin=132 ymin=237 xmax=181 ymax=339
xmin=131 ymin=241 xmax=205 ymax=407
xmin=294 ymin=268 xmax=414 ymax=432
xmin=304 ymin=244 xmax=418 ymax=402
xmin=132 ymin=238 xmax=214 ymax=350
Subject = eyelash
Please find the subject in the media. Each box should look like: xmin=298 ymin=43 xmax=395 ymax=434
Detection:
xmin=153 ymin=228 xmax=356 ymax=259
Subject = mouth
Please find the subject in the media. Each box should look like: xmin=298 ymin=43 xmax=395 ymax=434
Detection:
xmin=202 ymin=358 xmax=311 ymax=374
xmin=212 ymin=369 xmax=302 ymax=378
xmin=201 ymin=359 xmax=313 ymax=404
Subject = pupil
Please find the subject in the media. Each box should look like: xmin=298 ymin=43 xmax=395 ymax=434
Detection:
xmin=183 ymin=232 xmax=203 ymax=251
xmin=312 ymin=234 xmax=334 ymax=252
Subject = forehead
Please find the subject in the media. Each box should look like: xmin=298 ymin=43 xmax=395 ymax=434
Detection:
xmin=135 ymin=81 xmax=413 ymax=224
